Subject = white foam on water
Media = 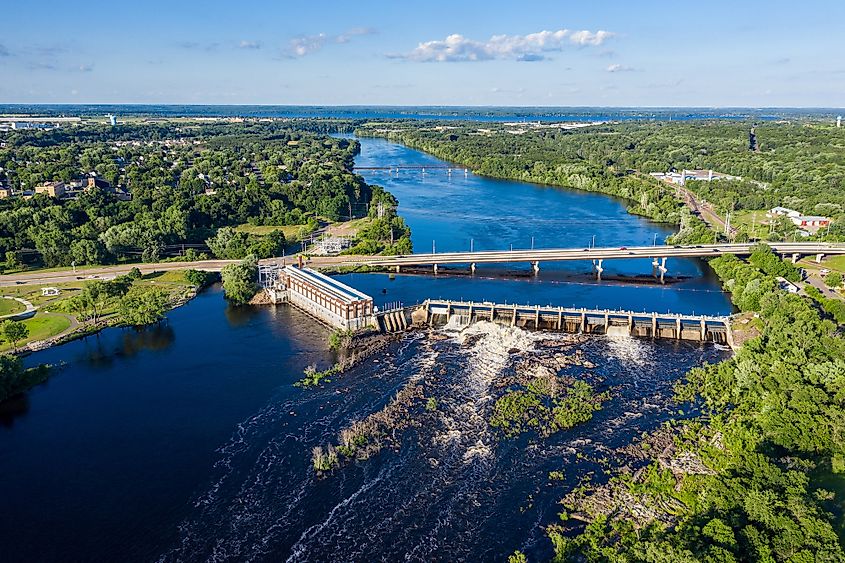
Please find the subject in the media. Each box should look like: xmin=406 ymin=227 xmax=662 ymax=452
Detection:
xmin=602 ymin=333 xmax=653 ymax=367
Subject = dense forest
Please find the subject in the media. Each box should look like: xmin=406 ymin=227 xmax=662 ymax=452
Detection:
xmin=357 ymin=120 xmax=845 ymax=243
xmin=0 ymin=121 xmax=409 ymax=267
xmin=541 ymin=245 xmax=845 ymax=561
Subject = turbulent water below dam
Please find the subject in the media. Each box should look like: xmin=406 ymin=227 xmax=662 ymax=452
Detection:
xmin=0 ymin=135 xmax=735 ymax=561
xmin=161 ymin=318 xmax=728 ymax=562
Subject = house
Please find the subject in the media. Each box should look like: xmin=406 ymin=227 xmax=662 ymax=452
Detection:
xmin=34 ymin=181 xmax=66 ymax=198
xmin=0 ymin=187 xmax=12 ymax=199
xmin=776 ymin=277 xmax=800 ymax=294
xmin=84 ymin=176 xmax=112 ymax=191
xmin=791 ymin=215 xmax=830 ymax=230
xmin=768 ymin=206 xmax=800 ymax=218
xmin=650 ymin=169 xmax=739 ymax=186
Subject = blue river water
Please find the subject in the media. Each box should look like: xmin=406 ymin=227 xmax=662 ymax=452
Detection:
xmin=0 ymin=135 xmax=733 ymax=562
xmin=336 ymin=136 xmax=732 ymax=316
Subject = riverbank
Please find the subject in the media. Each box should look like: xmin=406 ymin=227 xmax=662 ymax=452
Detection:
xmin=0 ymin=133 xmax=738 ymax=562
xmin=0 ymin=270 xmax=209 ymax=405
xmin=356 ymin=127 xmax=715 ymax=247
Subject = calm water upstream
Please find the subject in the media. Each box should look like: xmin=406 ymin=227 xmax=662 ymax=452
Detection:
xmin=0 ymin=137 xmax=731 ymax=562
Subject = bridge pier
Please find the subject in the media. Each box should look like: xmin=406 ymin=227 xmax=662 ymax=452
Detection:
xmin=593 ymin=259 xmax=604 ymax=280
xmin=817 ymin=253 xmax=825 ymax=263
xmin=791 ymin=253 xmax=800 ymax=264
xmin=658 ymin=257 xmax=668 ymax=284
xmin=535 ymin=306 xmax=540 ymax=328
xmin=652 ymin=313 xmax=657 ymax=337
xmin=580 ymin=312 xmax=586 ymax=333
xmin=511 ymin=305 xmax=517 ymax=327
xmin=628 ymin=314 xmax=633 ymax=334
xmin=700 ymin=319 xmax=706 ymax=341
xmin=433 ymin=263 xmax=439 ymax=275
xmin=676 ymin=317 xmax=682 ymax=339
xmin=395 ymin=265 xmax=401 ymax=273
xmin=531 ymin=261 xmax=540 ymax=276
xmin=558 ymin=308 xmax=563 ymax=330
xmin=470 ymin=262 xmax=476 ymax=275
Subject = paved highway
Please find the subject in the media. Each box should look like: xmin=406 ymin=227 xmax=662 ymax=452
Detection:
xmin=3 ymin=243 xmax=843 ymax=287
xmin=320 ymin=242 xmax=845 ymax=267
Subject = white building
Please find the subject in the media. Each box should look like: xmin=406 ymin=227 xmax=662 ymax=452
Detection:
xmin=776 ymin=277 xmax=800 ymax=294
xmin=650 ymin=169 xmax=740 ymax=186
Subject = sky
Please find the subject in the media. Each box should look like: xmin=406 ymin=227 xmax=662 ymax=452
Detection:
xmin=2 ymin=0 xmax=844 ymax=107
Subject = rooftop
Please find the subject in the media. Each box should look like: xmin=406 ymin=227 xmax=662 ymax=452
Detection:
xmin=285 ymin=267 xmax=372 ymax=304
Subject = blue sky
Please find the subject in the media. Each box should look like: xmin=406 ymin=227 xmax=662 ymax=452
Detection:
xmin=2 ymin=0 xmax=844 ymax=107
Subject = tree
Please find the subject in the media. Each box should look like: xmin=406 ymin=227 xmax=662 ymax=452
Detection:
xmin=1 ymin=320 xmax=29 ymax=352
xmin=70 ymin=239 xmax=108 ymax=265
xmin=5 ymin=250 xmax=23 ymax=271
xmin=118 ymin=288 xmax=169 ymax=326
xmin=221 ymin=257 xmax=258 ymax=305
xmin=824 ymin=271 xmax=843 ymax=289
xmin=185 ymin=269 xmax=214 ymax=289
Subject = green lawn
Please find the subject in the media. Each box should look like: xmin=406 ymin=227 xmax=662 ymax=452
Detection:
xmin=730 ymin=210 xmax=770 ymax=236
xmin=235 ymin=223 xmax=309 ymax=239
xmin=0 ymin=313 xmax=71 ymax=352
xmin=826 ymin=256 xmax=845 ymax=273
xmin=0 ymin=298 xmax=26 ymax=316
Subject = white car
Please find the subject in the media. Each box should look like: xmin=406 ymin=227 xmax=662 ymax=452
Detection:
xmin=820 ymin=268 xmax=831 ymax=276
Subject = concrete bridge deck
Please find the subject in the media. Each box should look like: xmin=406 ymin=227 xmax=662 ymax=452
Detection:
xmin=314 ymin=242 xmax=845 ymax=282
xmin=326 ymin=242 xmax=845 ymax=268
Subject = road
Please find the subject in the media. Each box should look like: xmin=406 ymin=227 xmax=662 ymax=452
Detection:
xmin=298 ymin=242 xmax=845 ymax=268
xmin=3 ymin=243 xmax=844 ymax=287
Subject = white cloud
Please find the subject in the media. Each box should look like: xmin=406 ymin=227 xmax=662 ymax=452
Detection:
xmin=606 ymin=63 xmax=634 ymax=72
xmin=392 ymin=29 xmax=613 ymax=62
xmin=285 ymin=28 xmax=376 ymax=58
xmin=238 ymin=40 xmax=262 ymax=50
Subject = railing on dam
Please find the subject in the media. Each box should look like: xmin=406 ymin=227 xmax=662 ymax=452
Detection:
xmin=420 ymin=299 xmax=733 ymax=344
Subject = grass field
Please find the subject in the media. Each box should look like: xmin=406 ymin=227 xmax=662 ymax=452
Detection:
xmin=0 ymin=313 xmax=71 ymax=352
xmin=235 ymin=223 xmax=309 ymax=239
xmin=826 ymin=256 xmax=845 ymax=273
xmin=0 ymin=298 xmax=26 ymax=316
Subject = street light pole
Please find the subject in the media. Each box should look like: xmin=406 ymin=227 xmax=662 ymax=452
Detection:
xmin=470 ymin=238 xmax=474 ymax=252
xmin=653 ymin=233 xmax=658 ymax=246
xmin=531 ymin=236 xmax=535 ymax=250
xmin=432 ymin=240 xmax=436 ymax=254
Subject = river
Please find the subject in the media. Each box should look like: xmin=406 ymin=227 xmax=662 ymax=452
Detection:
xmin=0 ymin=136 xmax=731 ymax=562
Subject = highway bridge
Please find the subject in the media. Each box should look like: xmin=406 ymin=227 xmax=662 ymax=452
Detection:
xmin=318 ymin=242 xmax=845 ymax=281
xmin=4 ymin=243 xmax=844 ymax=288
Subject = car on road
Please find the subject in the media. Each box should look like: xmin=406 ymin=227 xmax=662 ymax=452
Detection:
xmin=619 ymin=246 xmax=627 ymax=250
xmin=821 ymin=268 xmax=831 ymax=276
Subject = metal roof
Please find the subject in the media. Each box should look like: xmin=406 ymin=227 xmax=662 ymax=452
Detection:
xmin=285 ymin=267 xmax=372 ymax=304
